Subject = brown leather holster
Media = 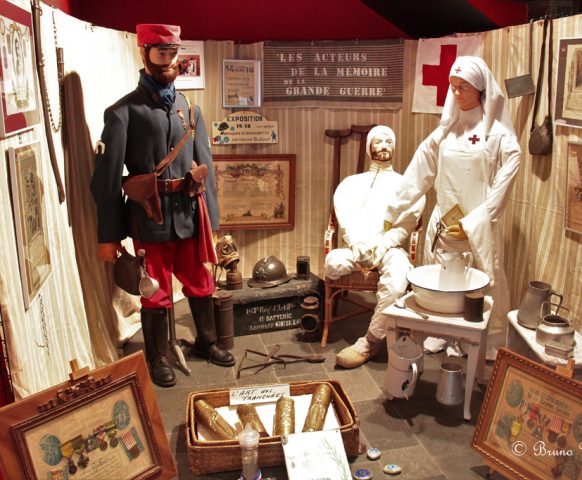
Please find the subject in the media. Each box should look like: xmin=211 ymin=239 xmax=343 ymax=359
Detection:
xmin=122 ymin=162 xmax=208 ymax=224
xmin=122 ymin=173 xmax=163 ymax=224
xmin=184 ymin=163 xmax=208 ymax=197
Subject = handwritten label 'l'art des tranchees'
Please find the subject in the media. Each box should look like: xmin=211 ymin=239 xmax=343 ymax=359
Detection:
xmin=263 ymin=40 xmax=403 ymax=105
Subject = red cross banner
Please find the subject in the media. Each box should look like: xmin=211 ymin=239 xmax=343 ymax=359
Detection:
xmin=412 ymin=35 xmax=483 ymax=114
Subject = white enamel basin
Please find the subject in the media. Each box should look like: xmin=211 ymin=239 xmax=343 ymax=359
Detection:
xmin=406 ymin=265 xmax=490 ymax=314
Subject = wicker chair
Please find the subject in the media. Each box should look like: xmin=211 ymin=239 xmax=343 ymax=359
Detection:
xmin=321 ymin=125 xmax=421 ymax=347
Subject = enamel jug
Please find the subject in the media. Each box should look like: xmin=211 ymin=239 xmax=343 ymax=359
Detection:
xmin=385 ymin=335 xmax=424 ymax=400
xmin=436 ymin=249 xmax=473 ymax=289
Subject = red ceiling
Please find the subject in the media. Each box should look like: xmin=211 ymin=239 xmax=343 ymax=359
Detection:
xmin=51 ymin=0 xmax=528 ymax=43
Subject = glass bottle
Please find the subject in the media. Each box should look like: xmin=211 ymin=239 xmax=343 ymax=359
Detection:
xmin=239 ymin=423 xmax=261 ymax=480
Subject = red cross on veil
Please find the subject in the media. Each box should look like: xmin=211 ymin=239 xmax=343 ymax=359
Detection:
xmin=422 ymin=44 xmax=458 ymax=107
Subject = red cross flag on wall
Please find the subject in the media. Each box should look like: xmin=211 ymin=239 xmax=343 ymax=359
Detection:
xmin=412 ymin=35 xmax=483 ymax=114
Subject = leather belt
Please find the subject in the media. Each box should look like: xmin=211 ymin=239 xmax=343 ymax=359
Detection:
xmin=157 ymin=178 xmax=185 ymax=194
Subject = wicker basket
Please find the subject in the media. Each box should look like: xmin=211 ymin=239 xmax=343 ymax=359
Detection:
xmin=186 ymin=380 xmax=360 ymax=475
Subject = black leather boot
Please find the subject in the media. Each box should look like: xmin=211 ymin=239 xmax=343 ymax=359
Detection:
xmin=188 ymin=296 xmax=235 ymax=367
xmin=141 ymin=308 xmax=176 ymax=387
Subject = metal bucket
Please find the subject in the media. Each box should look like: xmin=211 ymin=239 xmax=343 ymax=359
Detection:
xmin=435 ymin=362 xmax=464 ymax=406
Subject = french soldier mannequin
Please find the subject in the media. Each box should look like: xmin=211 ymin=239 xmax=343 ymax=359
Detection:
xmin=91 ymin=24 xmax=234 ymax=387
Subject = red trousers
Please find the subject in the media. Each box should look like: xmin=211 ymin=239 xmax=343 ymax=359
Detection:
xmin=134 ymin=237 xmax=214 ymax=309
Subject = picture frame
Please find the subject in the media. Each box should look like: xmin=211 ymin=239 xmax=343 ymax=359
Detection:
xmin=565 ymin=142 xmax=582 ymax=234
xmin=555 ymin=37 xmax=582 ymax=129
xmin=222 ymin=59 xmax=261 ymax=108
xmin=0 ymin=352 xmax=177 ymax=480
xmin=174 ymin=40 xmax=205 ymax=90
xmin=0 ymin=0 xmax=40 ymax=137
xmin=8 ymin=141 xmax=51 ymax=309
xmin=472 ymin=348 xmax=582 ymax=480
xmin=214 ymin=154 xmax=295 ymax=230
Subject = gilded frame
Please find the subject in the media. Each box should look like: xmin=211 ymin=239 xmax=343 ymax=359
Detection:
xmin=214 ymin=154 xmax=295 ymax=230
xmin=0 ymin=352 xmax=176 ymax=480
xmin=472 ymin=348 xmax=582 ymax=480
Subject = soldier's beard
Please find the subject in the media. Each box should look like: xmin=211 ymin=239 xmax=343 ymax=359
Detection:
xmin=145 ymin=57 xmax=179 ymax=86
xmin=371 ymin=148 xmax=393 ymax=162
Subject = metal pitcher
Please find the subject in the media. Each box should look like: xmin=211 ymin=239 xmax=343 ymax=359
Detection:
xmin=517 ymin=280 xmax=563 ymax=329
xmin=435 ymin=362 xmax=464 ymax=406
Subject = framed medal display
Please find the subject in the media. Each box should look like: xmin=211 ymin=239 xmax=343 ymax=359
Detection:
xmin=472 ymin=349 xmax=582 ymax=480
xmin=0 ymin=352 xmax=177 ymax=479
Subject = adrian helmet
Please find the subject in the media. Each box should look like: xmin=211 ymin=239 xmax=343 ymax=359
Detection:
xmin=247 ymin=255 xmax=292 ymax=288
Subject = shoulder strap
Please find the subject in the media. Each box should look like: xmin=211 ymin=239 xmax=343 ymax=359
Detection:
xmin=154 ymin=94 xmax=198 ymax=176
xmin=531 ymin=17 xmax=549 ymax=131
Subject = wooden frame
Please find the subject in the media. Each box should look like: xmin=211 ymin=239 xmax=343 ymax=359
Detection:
xmin=0 ymin=0 xmax=40 ymax=137
xmin=214 ymin=154 xmax=295 ymax=230
xmin=0 ymin=352 xmax=176 ymax=480
xmin=222 ymin=59 xmax=261 ymax=108
xmin=8 ymin=141 xmax=51 ymax=309
xmin=565 ymin=141 xmax=582 ymax=235
xmin=555 ymin=37 xmax=582 ymax=129
xmin=472 ymin=348 xmax=582 ymax=480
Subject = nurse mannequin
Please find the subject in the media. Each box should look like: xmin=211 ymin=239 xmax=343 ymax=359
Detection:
xmin=384 ymin=56 xmax=521 ymax=354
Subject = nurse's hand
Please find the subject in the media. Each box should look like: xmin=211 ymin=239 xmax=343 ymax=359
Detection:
xmin=445 ymin=224 xmax=468 ymax=241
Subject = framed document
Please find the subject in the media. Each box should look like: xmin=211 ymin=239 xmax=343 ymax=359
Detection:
xmin=0 ymin=0 xmax=40 ymax=137
xmin=214 ymin=154 xmax=295 ymax=230
xmin=174 ymin=40 xmax=205 ymax=90
xmin=472 ymin=348 xmax=582 ymax=480
xmin=8 ymin=141 xmax=50 ymax=309
xmin=555 ymin=37 xmax=582 ymax=129
xmin=565 ymin=142 xmax=582 ymax=234
xmin=222 ymin=59 xmax=261 ymax=108
xmin=0 ymin=352 xmax=177 ymax=479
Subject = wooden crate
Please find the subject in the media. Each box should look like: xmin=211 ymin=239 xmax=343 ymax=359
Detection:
xmin=223 ymin=273 xmax=323 ymax=336
xmin=186 ymin=380 xmax=360 ymax=475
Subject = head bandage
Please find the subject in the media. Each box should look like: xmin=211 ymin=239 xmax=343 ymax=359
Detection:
xmin=366 ymin=125 xmax=396 ymax=158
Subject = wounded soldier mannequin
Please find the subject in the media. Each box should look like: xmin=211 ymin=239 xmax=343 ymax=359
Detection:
xmin=91 ymin=24 xmax=234 ymax=387
xmin=325 ymin=126 xmax=425 ymax=368
xmin=383 ymin=56 xmax=520 ymax=355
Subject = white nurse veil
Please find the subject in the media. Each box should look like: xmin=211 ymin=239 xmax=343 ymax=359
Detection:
xmin=440 ymin=56 xmax=516 ymax=138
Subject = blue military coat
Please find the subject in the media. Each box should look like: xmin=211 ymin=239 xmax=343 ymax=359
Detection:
xmin=91 ymin=72 xmax=219 ymax=244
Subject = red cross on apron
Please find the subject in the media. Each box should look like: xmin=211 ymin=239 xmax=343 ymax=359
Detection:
xmin=468 ymin=134 xmax=480 ymax=144
xmin=422 ymin=44 xmax=458 ymax=107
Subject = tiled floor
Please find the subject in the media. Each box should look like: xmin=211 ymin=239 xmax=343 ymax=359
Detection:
xmin=124 ymin=292 xmax=507 ymax=480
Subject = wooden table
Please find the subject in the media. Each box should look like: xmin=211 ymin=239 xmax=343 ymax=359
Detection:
xmin=382 ymin=292 xmax=492 ymax=421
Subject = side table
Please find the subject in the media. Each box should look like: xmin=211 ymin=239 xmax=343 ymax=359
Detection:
xmin=506 ymin=310 xmax=582 ymax=379
xmin=382 ymin=291 xmax=492 ymax=421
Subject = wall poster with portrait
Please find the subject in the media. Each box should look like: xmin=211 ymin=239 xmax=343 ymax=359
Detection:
xmin=566 ymin=142 xmax=582 ymax=234
xmin=0 ymin=352 xmax=177 ymax=479
xmin=0 ymin=0 xmax=40 ymax=137
xmin=8 ymin=141 xmax=50 ymax=309
xmin=472 ymin=349 xmax=582 ymax=480
xmin=214 ymin=154 xmax=295 ymax=230
xmin=174 ymin=40 xmax=205 ymax=90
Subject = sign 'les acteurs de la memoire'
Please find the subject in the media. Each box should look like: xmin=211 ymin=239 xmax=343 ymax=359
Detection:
xmin=263 ymin=40 xmax=403 ymax=105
